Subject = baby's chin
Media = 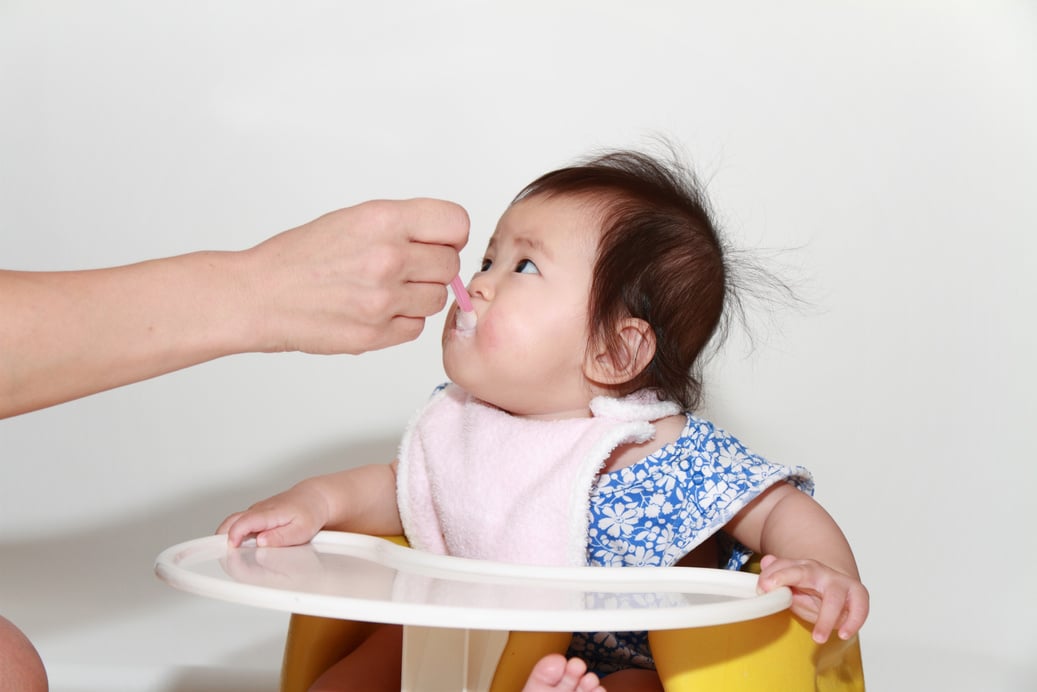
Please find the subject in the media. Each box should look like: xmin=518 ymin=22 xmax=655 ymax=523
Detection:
xmin=436 ymin=375 xmax=540 ymax=416
xmin=441 ymin=364 xmax=493 ymax=406
xmin=440 ymin=351 xmax=467 ymax=388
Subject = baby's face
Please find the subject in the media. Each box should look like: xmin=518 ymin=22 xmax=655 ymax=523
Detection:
xmin=442 ymin=194 xmax=601 ymax=418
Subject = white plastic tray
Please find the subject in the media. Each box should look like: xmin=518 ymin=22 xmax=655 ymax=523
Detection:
xmin=155 ymin=530 xmax=790 ymax=632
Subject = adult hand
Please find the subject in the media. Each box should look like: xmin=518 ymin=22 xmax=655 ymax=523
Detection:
xmin=243 ymin=198 xmax=469 ymax=354
xmin=0 ymin=198 xmax=468 ymax=417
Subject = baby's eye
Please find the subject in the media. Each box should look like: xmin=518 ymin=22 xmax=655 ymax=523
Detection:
xmin=480 ymin=258 xmax=493 ymax=272
xmin=515 ymin=259 xmax=540 ymax=274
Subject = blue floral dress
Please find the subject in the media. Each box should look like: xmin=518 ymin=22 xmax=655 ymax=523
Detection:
xmin=567 ymin=413 xmax=814 ymax=675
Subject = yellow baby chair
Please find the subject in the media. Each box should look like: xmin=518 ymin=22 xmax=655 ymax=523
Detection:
xmin=280 ymin=536 xmax=865 ymax=691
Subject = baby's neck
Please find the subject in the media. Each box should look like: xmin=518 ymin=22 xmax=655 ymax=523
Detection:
xmin=475 ymin=383 xmax=614 ymax=421
xmin=502 ymin=388 xmax=606 ymax=421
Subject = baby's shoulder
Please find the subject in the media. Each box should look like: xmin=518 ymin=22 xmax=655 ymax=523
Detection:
xmin=600 ymin=413 xmax=687 ymax=474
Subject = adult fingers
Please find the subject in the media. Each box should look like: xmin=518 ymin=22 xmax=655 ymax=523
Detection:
xmin=395 ymin=280 xmax=451 ymax=318
xmin=362 ymin=315 xmax=426 ymax=351
xmin=400 ymin=240 xmax=463 ymax=284
xmin=387 ymin=198 xmax=470 ymax=250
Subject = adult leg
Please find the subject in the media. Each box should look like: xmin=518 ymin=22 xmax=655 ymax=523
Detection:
xmin=0 ymin=615 xmax=47 ymax=692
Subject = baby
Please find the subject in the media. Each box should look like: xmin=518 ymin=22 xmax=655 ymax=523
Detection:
xmin=219 ymin=149 xmax=869 ymax=692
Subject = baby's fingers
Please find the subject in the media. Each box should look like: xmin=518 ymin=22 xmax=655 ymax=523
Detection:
xmin=757 ymin=556 xmax=870 ymax=643
xmin=756 ymin=556 xmax=811 ymax=592
xmin=216 ymin=512 xmax=245 ymax=537
xmin=837 ymin=583 xmax=870 ymax=641
xmin=251 ymin=522 xmax=318 ymax=548
xmin=220 ymin=509 xmax=295 ymax=548
xmin=810 ymin=585 xmax=849 ymax=643
xmin=815 ymin=584 xmax=871 ymax=643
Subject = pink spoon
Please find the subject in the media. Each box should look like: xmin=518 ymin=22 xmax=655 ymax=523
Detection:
xmin=449 ymin=276 xmax=477 ymax=332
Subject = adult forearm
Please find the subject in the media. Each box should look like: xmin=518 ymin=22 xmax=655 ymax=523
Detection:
xmin=0 ymin=199 xmax=468 ymax=419
xmin=0 ymin=252 xmax=253 ymax=418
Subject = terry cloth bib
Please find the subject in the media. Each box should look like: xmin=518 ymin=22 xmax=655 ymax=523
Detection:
xmin=395 ymin=384 xmax=681 ymax=566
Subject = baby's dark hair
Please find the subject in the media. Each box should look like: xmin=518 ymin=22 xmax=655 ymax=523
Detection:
xmin=515 ymin=149 xmax=734 ymax=410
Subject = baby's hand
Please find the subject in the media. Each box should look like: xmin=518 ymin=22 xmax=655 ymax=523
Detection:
xmin=216 ymin=484 xmax=329 ymax=548
xmin=756 ymin=555 xmax=870 ymax=644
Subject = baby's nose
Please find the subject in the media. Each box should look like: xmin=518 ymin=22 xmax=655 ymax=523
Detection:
xmin=467 ymin=273 xmax=493 ymax=301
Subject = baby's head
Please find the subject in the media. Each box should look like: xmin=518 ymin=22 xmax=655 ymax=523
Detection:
xmin=444 ymin=149 xmax=729 ymax=415
xmin=523 ymin=150 xmax=728 ymax=410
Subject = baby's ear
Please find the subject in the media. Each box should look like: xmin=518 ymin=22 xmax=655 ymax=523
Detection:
xmin=584 ymin=318 xmax=656 ymax=386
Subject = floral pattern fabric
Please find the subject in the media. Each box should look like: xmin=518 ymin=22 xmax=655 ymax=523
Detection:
xmin=568 ymin=413 xmax=813 ymax=675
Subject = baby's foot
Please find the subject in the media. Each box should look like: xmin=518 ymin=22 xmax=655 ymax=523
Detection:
xmin=522 ymin=654 xmax=606 ymax=692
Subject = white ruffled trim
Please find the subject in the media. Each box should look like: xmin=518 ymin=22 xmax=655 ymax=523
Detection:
xmin=566 ymin=420 xmax=656 ymax=563
xmin=589 ymin=389 xmax=681 ymax=422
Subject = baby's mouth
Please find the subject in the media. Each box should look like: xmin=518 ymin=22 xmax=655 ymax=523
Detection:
xmin=454 ymin=309 xmax=477 ymax=334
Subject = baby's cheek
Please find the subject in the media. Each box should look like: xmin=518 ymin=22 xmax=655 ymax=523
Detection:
xmin=474 ymin=313 xmax=505 ymax=351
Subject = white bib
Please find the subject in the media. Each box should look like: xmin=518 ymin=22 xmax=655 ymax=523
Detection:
xmin=396 ymin=384 xmax=680 ymax=566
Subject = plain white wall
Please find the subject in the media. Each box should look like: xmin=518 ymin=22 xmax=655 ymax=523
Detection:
xmin=2 ymin=2 xmax=1035 ymax=690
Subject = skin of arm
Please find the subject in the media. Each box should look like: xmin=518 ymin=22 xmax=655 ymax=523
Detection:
xmin=0 ymin=198 xmax=468 ymax=418
xmin=217 ymin=462 xmax=403 ymax=548
xmin=724 ymin=482 xmax=870 ymax=643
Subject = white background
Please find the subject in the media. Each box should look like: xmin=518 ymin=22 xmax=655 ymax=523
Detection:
xmin=2 ymin=2 xmax=1035 ymax=690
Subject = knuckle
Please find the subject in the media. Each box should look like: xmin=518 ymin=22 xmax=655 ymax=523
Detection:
xmin=359 ymin=199 xmax=400 ymax=231
xmin=365 ymin=244 xmax=406 ymax=280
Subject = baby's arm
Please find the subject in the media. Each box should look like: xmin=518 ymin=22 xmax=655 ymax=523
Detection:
xmin=724 ymin=483 xmax=870 ymax=643
xmin=217 ymin=462 xmax=403 ymax=548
